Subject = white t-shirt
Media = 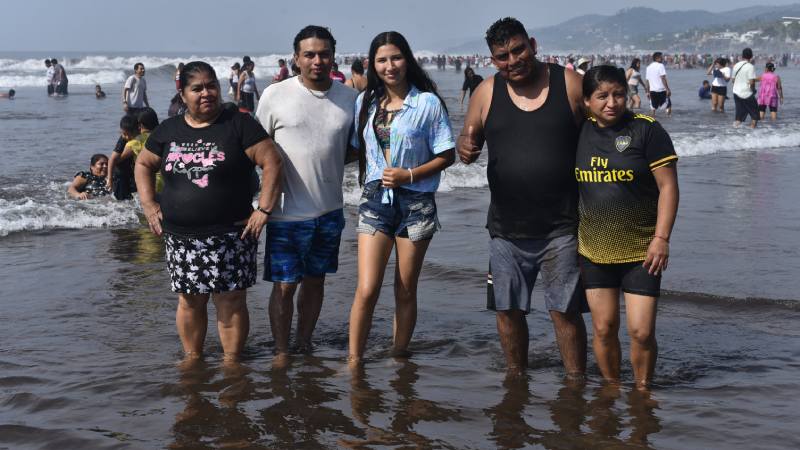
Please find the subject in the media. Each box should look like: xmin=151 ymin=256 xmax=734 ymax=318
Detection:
xmin=46 ymin=66 xmax=55 ymax=84
xmin=255 ymin=77 xmax=357 ymax=221
xmin=645 ymin=62 xmax=667 ymax=92
xmin=124 ymin=75 xmax=147 ymax=108
xmin=711 ymin=66 xmax=731 ymax=87
xmin=732 ymin=61 xmax=756 ymax=99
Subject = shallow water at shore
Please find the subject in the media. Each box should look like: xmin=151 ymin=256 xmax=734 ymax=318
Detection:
xmin=2 ymin=62 xmax=800 ymax=448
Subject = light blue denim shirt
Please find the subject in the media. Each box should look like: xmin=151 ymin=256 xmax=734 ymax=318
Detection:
xmin=351 ymin=85 xmax=455 ymax=203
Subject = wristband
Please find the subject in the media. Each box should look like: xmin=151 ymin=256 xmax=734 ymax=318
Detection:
xmin=654 ymin=235 xmax=669 ymax=243
xmin=408 ymin=168 xmax=414 ymax=184
xmin=256 ymin=206 xmax=272 ymax=215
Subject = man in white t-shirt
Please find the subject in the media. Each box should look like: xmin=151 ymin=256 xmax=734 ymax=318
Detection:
xmin=122 ymin=62 xmax=149 ymax=114
xmin=731 ymin=47 xmax=759 ymax=128
xmin=644 ymin=52 xmax=671 ymax=116
xmin=255 ymin=25 xmax=358 ymax=363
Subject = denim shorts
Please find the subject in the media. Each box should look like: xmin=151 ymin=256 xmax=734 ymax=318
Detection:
xmin=264 ymin=209 xmax=345 ymax=283
xmin=487 ymin=234 xmax=587 ymax=314
xmin=356 ymin=180 xmax=439 ymax=242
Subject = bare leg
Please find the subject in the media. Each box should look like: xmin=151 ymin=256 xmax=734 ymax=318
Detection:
xmin=296 ymin=275 xmax=325 ymax=352
xmin=212 ymin=289 xmax=249 ymax=359
xmin=771 ymin=111 xmax=777 ymax=121
xmin=586 ymin=288 xmax=622 ymax=382
xmin=269 ymin=282 xmax=297 ymax=356
xmin=760 ymin=110 xmax=766 ymax=120
xmin=176 ymin=293 xmax=210 ymax=355
xmin=624 ymin=293 xmax=658 ymax=390
xmin=391 ymin=237 xmax=431 ymax=356
xmin=496 ymin=310 xmax=528 ymax=376
xmin=348 ymin=232 xmax=394 ymax=364
xmin=550 ymin=309 xmax=588 ymax=376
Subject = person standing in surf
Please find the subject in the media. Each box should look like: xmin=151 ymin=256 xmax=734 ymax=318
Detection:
xmin=575 ymin=65 xmax=679 ymax=390
xmin=457 ymin=17 xmax=588 ymax=378
xmin=255 ymin=25 xmax=357 ymax=365
xmin=347 ymin=31 xmax=455 ymax=366
xmin=136 ymin=61 xmax=283 ymax=361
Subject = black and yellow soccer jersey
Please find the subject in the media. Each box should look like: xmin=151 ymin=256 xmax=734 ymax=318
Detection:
xmin=575 ymin=112 xmax=678 ymax=264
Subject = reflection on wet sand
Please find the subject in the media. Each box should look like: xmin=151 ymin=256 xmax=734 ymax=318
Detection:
xmin=486 ymin=375 xmax=663 ymax=450
xmin=259 ymin=356 xmax=361 ymax=447
xmin=341 ymin=359 xmax=464 ymax=448
xmin=170 ymin=358 xmax=261 ymax=449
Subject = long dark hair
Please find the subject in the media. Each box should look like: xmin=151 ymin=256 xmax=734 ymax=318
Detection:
xmin=357 ymin=31 xmax=446 ymax=185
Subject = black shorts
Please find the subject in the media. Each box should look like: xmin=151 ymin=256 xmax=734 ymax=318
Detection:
xmin=710 ymin=86 xmax=727 ymax=96
xmin=734 ymin=94 xmax=759 ymax=122
xmin=47 ymin=84 xmax=54 ymax=95
xmin=578 ymin=255 xmax=661 ymax=297
xmin=238 ymin=91 xmax=255 ymax=112
xmin=758 ymin=104 xmax=777 ymax=113
xmin=649 ymin=91 xmax=668 ymax=110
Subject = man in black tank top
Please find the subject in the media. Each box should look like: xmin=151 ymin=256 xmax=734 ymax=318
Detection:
xmin=457 ymin=18 xmax=588 ymax=377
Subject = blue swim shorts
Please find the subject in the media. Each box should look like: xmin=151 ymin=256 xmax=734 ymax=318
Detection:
xmin=356 ymin=180 xmax=439 ymax=242
xmin=264 ymin=208 xmax=345 ymax=283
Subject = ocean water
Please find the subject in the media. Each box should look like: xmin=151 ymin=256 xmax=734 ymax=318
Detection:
xmin=1 ymin=55 xmax=799 ymax=449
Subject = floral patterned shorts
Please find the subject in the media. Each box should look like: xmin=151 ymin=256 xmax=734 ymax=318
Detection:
xmin=164 ymin=231 xmax=257 ymax=294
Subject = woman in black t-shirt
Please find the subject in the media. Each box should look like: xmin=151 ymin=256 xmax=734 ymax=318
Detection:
xmin=576 ymin=65 xmax=679 ymax=390
xmin=135 ymin=61 xmax=283 ymax=361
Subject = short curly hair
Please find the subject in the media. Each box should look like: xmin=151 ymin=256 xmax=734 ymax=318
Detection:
xmin=485 ymin=17 xmax=528 ymax=49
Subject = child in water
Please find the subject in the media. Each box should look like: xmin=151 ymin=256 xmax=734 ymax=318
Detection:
xmin=95 ymin=85 xmax=106 ymax=98
xmin=698 ymin=80 xmax=711 ymax=100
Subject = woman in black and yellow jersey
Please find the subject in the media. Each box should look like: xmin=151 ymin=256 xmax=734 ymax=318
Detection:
xmin=575 ymin=65 xmax=679 ymax=390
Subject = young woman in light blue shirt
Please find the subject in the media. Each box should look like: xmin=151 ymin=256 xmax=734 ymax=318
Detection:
xmin=348 ymin=31 xmax=455 ymax=366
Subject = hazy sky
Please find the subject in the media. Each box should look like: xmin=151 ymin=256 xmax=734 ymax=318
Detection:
xmin=4 ymin=0 xmax=799 ymax=53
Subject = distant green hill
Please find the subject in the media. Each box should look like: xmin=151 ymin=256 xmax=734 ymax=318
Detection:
xmin=447 ymin=5 xmax=800 ymax=53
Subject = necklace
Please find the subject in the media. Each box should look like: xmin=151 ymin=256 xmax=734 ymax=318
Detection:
xmin=300 ymin=76 xmax=330 ymax=99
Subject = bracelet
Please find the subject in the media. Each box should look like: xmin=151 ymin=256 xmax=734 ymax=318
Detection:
xmin=653 ymin=235 xmax=670 ymax=243
xmin=408 ymin=168 xmax=414 ymax=184
xmin=256 ymin=206 xmax=272 ymax=215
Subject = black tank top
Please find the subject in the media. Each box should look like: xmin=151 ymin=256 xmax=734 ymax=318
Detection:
xmin=484 ymin=63 xmax=579 ymax=239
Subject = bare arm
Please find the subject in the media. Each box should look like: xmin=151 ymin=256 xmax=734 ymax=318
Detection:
xmin=134 ymin=150 xmax=163 ymax=236
xmin=143 ymin=89 xmax=149 ymax=107
xmin=122 ymin=87 xmax=130 ymax=111
xmin=67 ymin=175 xmax=90 ymax=200
xmin=643 ymin=164 xmax=679 ymax=275
xmin=564 ymin=67 xmax=585 ymax=124
xmin=706 ymin=63 xmax=714 ymax=76
xmin=106 ymin=151 xmax=118 ymax=190
xmin=460 ymin=89 xmax=467 ymax=105
xmin=241 ymin=137 xmax=283 ymax=240
xmin=777 ymin=77 xmax=783 ymax=103
xmin=661 ymin=75 xmax=670 ymax=96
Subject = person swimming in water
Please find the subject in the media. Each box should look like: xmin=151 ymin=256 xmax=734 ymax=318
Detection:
xmin=0 ymin=89 xmax=14 ymax=99
xmin=95 ymin=85 xmax=106 ymax=98
xmin=68 ymin=154 xmax=111 ymax=200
